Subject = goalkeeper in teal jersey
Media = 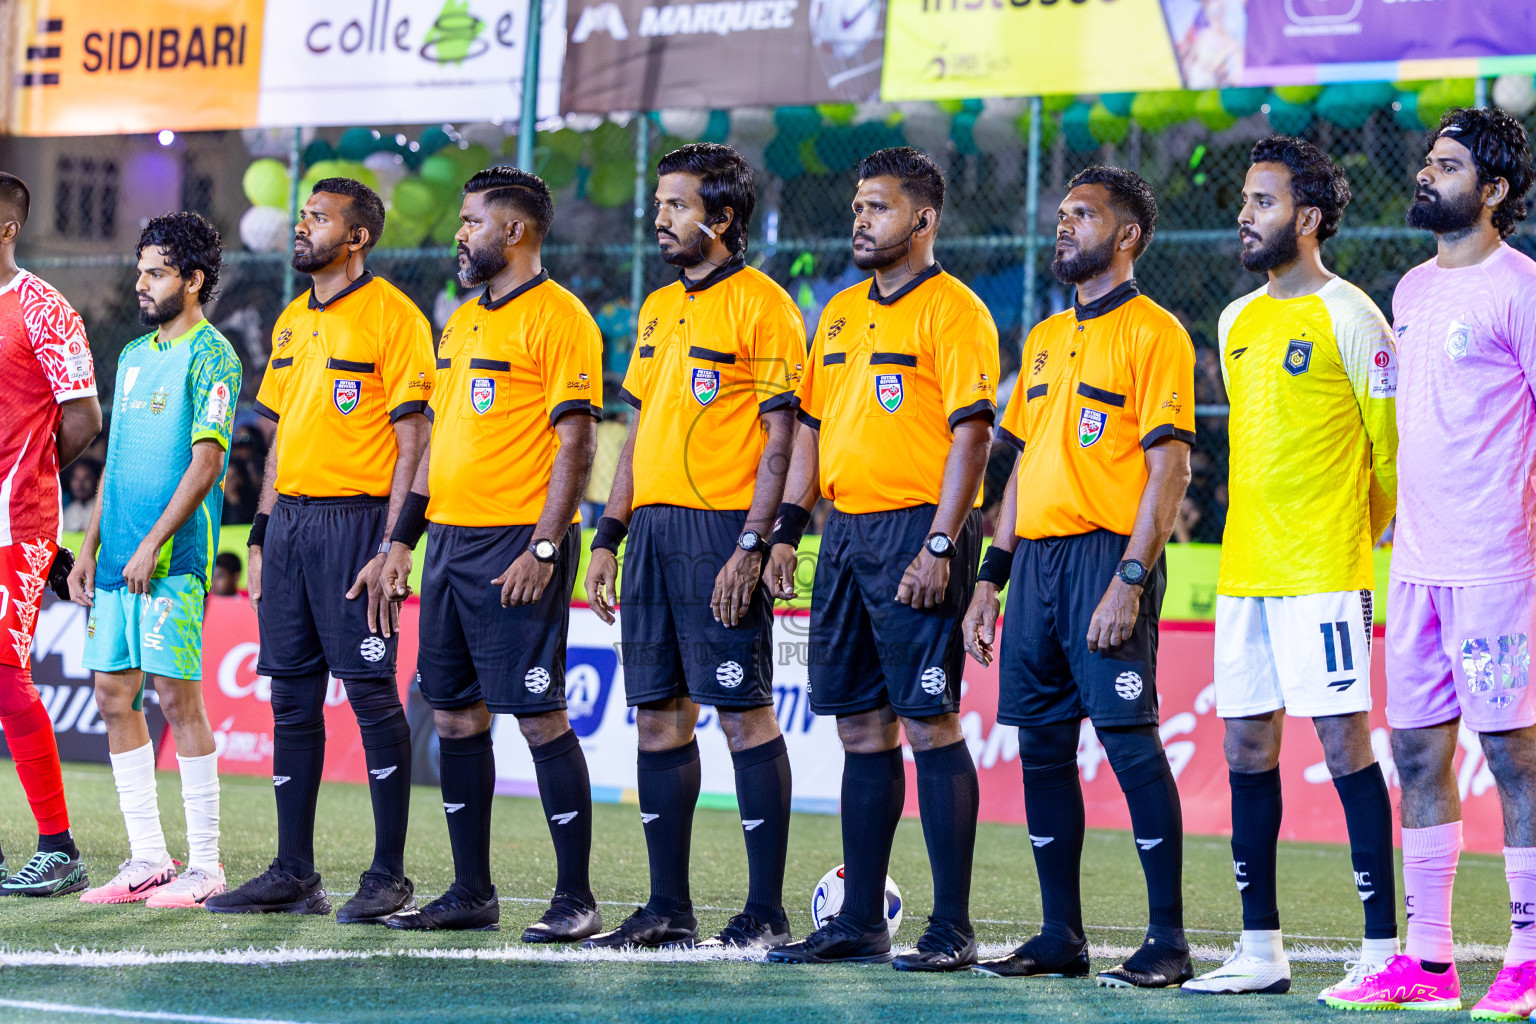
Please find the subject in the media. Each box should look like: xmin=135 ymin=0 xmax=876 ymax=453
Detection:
xmin=66 ymin=213 xmax=241 ymax=909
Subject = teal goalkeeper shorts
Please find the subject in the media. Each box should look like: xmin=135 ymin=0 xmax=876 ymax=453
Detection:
xmin=82 ymin=575 xmax=206 ymax=682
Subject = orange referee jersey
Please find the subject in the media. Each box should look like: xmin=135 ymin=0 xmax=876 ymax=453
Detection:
xmin=1000 ymin=281 xmax=1195 ymax=540
xmin=794 ymin=263 xmax=999 ymax=515
xmin=619 ymin=258 xmax=803 ymax=511
xmin=427 ymin=271 xmax=603 ymax=527
xmin=255 ymin=272 xmax=436 ymax=498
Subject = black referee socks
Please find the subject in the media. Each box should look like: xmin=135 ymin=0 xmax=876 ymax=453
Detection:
xmin=1021 ymin=758 xmax=1087 ymax=945
xmin=438 ymin=729 xmax=496 ymax=899
xmin=840 ymin=747 xmax=905 ymax=932
xmin=1334 ymin=762 xmax=1398 ymax=940
xmin=732 ymin=736 xmax=792 ymax=922
xmin=270 ymin=671 xmax=329 ymax=878
xmin=1231 ymin=767 xmax=1283 ymax=932
xmin=914 ymin=739 xmax=979 ymax=933
xmin=531 ymin=729 xmax=594 ymax=901
xmin=638 ymin=738 xmax=701 ymax=917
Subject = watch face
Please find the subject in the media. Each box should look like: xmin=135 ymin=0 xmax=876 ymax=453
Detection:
xmin=533 ymin=540 xmax=557 ymax=560
xmin=1121 ymin=560 xmax=1146 ymax=583
xmin=740 ymin=530 xmax=761 ymax=549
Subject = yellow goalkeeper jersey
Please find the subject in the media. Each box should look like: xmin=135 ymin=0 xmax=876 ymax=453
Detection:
xmin=1218 ymin=277 xmax=1398 ymax=596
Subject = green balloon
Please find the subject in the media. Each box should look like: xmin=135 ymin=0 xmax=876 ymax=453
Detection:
xmin=1394 ymin=90 xmax=1425 ymax=130
xmin=589 ymin=121 xmax=632 ymax=162
xmin=764 ymin=135 xmax=804 ymax=180
xmin=1099 ymin=93 xmax=1136 ymax=118
xmin=1016 ymin=108 xmax=1058 ymax=148
xmin=1314 ymin=82 xmax=1394 ymax=130
xmin=539 ymin=151 xmax=579 ymax=191
xmin=430 ymin=204 xmax=463 ymax=246
xmin=1273 ymin=85 xmax=1324 ymax=105
xmin=453 ymin=143 xmax=493 ymax=179
xmin=1195 ymin=90 xmax=1237 ymax=132
xmin=1418 ymin=78 xmax=1476 ymax=130
xmin=950 ymin=112 xmax=979 ymax=155
xmin=702 ymin=110 xmax=731 ymax=144
xmin=243 ymin=159 xmax=290 ymax=209
xmin=1218 ymin=87 xmax=1268 ymax=117
xmin=419 ymin=154 xmax=463 ymax=199
xmin=1265 ymin=94 xmax=1314 ymax=135
xmin=337 ymin=127 xmax=382 ymax=162
xmin=774 ymin=106 xmax=823 ymax=144
xmin=377 ymin=213 xmax=429 ymax=250
xmin=587 ymin=161 xmax=633 ymax=208
xmin=1040 ymin=95 xmax=1075 ymax=114
xmin=391 ymin=177 xmax=440 ymax=223
xmin=1130 ymin=92 xmax=1190 ymax=134
xmin=302 ymin=139 xmax=335 ymax=168
xmin=417 ymin=126 xmax=452 ymax=157
xmin=1088 ymin=102 xmax=1130 ymax=146
xmin=1062 ymin=101 xmax=1097 ymax=152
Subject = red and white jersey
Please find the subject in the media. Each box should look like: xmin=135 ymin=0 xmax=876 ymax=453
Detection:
xmin=0 ymin=270 xmax=95 ymax=545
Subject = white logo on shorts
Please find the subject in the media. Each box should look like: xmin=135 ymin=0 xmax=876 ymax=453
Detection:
xmin=920 ymin=666 xmax=947 ymax=695
xmin=716 ymin=661 xmax=744 ymax=689
xmin=359 ymin=637 xmax=387 ymax=662
xmin=1115 ymin=671 xmax=1144 ymax=700
xmin=525 ymin=667 xmax=551 ymax=694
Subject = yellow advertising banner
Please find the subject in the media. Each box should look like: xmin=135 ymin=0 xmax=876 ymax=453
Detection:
xmin=881 ymin=0 xmax=1183 ymax=100
xmin=7 ymin=0 xmax=264 ymax=136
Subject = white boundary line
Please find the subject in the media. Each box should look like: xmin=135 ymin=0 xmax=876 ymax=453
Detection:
xmin=0 ymin=999 xmax=323 ymax=1024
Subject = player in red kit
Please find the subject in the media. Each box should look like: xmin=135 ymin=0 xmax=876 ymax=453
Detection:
xmin=0 ymin=172 xmax=103 ymax=896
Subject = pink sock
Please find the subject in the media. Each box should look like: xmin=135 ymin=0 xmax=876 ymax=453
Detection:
xmin=1505 ymin=847 xmax=1536 ymax=966
xmin=1403 ymin=821 xmax=1461 ymax=964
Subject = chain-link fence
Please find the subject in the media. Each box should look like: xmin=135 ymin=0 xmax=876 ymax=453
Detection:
xmin=16 ymin=101 xmax=1536 ymax=537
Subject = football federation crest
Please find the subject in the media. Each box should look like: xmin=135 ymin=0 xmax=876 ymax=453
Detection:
xmin=691 ymin=367 xmax=720 ymax=406
xmin=150 ymin=388 xmax=169 ymax=415
xmin=1078 ymin=407 xmax=1107 ymax=448
xmin=876 ymin=373 xmax=904 ymax=413
xmin=1446 ymin=320 xmax=1471 ymax=361
xmin=333 ymin=379 xmax=361 ymax=415
xmin=1283 ymin=338 xmax=1313 ymax=376
xmin=471 ymin=377 xmax=495 ymax=414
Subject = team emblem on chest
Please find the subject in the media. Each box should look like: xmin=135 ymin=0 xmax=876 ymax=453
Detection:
xmin=1078 ymin=407 xmax=1107 ymax=448
xmin=692 ymin=367 xmax=720 ymax=406
xmin=1283 ymin=338 xmax=1313 ymax=376
xmin=333 ymin=379 xmax=361 ymax=415
xmin=875 ymin=373 xmax=904 ymax=413
xmin=471 ymin=377 xmax=496 ymax=414
xmin=150 ymin=388 xmax=169 ymax=415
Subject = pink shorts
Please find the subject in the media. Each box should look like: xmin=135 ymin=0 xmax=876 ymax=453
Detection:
xmin=1386 ymin=577 xmax=1536 ymax=732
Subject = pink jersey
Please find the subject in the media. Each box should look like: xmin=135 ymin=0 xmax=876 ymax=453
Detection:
xmin=0 ymin=270 xmax=96 ymax=545
xmin=1391 ymin=245 xmax=1536 ymax=586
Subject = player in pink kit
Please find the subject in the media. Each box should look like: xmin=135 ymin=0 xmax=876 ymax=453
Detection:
xmin=0 ymin=173 xmax=102 ymax=897
xmin=1324 ymin=109 xmax=1536 ymax=1018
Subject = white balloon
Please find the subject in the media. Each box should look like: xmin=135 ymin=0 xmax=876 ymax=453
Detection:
xmin=1493 ymin=74 xmax=1536 ymax=119
xmin=728 ymin=107 xmax=775 ymax=147
xmin=459 ymin=121 xmax=507 ymax=147
xmin=853 ymin=101 xmax=897 ymax=125
xmin=898 ymin=103 xmax=951 ymax=158
xmin=241 ymin=126 xmax=313 ymax=159
xmin=363 ymin=152 xmax=408 ymax=197
xmin=658 ymin=108 xmax=710 ymax=140
xmin=239 ymin=205 xmax=291 ymax=254
xmin=972 ymin=110 xmax=1020 ymax=157
xmin=982 ymin=97 xmax=1027 ymax=119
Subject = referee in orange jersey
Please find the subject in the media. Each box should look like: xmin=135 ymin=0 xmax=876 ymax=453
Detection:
xmin=208 ymin=178 xmax=435 ymax=924
xmin=766 ymin=148 xmax=999 ymax=971
xmin=965 ymin=167 xmax=1195 ymax=987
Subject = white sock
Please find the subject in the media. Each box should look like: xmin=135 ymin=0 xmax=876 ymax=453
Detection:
xmin=1239 ymin=929 xmax=1285 ymax=962
xmin=177 ymin=751 xmax=221 ymax=873
xmin=109 ymin=742 xmax=166 ymax=863
xmin=1361 ymin=935 xmax=1400 ymax=964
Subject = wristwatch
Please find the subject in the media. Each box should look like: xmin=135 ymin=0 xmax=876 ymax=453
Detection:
xmin=925 ymin=533 xmax=957 ymax=559
xmin=376 ymin=541 xmax=392 ymax=557
xmin=737 ymin=530 xmax=770 ymax=556
xmin=529 ymin=539 xmax=560 ymax=564
xmin=1116 ymin=558 xmax=1148 ymax=587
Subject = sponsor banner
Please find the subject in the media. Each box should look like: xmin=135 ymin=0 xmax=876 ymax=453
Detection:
xmin=0 ymin=593 xmax=167 ymax=763
xmin=255 ymin=0 xmax=565 ymax=128
xmin=560 ymin=0 xmax=884 ymax=112
xmin=1245 ymin=0 xmax=1536 ymax=85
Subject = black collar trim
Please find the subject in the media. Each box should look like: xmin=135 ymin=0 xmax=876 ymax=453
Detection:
xmin=681 ymin=254 xmax=747 ymax=293
xmin=1073 ymin=279 xmax=1140 ymax=321
xmin=868 ymin=262 xmax=943 ymax=306
xmin=481 ymin=269 xmax=550 ymax=310
xmin=307 ymin=270 xmax=376 ymax=311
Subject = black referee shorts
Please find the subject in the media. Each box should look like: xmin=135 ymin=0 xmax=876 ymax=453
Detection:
xmin=807 ymin=504 xmax=982 ymax=719
xmin=417 ymin=522 xmax=581 ymax=716
xmin=997 ymin=529 xmax=1166 ymax=728
xmin=257 ymin=495 xmax=396 ymax=680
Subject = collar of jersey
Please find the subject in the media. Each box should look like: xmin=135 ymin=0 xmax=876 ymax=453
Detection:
xmin=1073 ymin=278 xmax=1140 ymax=322
xmin=680 ymin=254 xmax=747 ymax=293
xmin=152 ymin=318 xmax=210 ymax=352
xmin=307 ymin=270 xmax=375 ymax=310
xmin=481 ymin=269 xmax=550 ymax=310
xmin=868 ymin=261 xmax=943 ymax=306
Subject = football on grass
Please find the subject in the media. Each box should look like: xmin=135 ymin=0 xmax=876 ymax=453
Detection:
xmin=811 ymin=864 xmax=903 ymax=938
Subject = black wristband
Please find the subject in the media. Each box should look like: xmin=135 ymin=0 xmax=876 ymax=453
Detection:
xmin=768 ymin=502 xmax=812 ymax=550
xmin=389 ymin=492 xmax=430 ymax=549
xmin=248 ymin=511 xmax=269 ymax=548
xmin=976 ymin=543 xmax=1015 ymax=588
xmin=591 ymin=516 xmax=628 ymax=554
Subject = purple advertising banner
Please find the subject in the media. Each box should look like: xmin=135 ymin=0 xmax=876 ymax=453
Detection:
xmin=1246 ymin=0 xmax=1536 ymax=70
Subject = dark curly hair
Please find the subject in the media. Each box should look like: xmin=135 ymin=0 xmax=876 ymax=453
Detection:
xmin=136 ymin=211 xmax=222 ymax=304
xmin=1067 ymin=165 xmax=1158 ymax=258
xmin=1431 ymin=107 xmax=1535 ymax=239
xmin=656 ymin=143 xmax=757 ymax=256
xmin=310 ymin=176 xmax=386 ymax=251
xmin=0 ymin=172 xmax=30 ymax=228
xmin=1249 ymin=135 xmax=1352 ymax=242
xmin=857 ymin=146 xmax=946 ymax=218
xmin=463 ymin=165 xmax=555 ymax=237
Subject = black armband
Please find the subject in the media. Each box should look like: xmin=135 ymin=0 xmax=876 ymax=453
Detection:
xmin=591 ymin=516 xmax=629 ymax=554
xmin=389 ymin=492 xmax=431 ymax=549
xmin=248 ymin=512 xmax=269 ymax=549
xmin=976 ymin=542 xmax=1015 ymax=588
xmin=768 ymin=502 xmax=813 ymax=550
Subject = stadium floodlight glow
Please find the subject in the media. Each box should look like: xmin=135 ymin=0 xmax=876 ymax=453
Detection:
xmin=157 ymin=130 xmax=175 ymax=146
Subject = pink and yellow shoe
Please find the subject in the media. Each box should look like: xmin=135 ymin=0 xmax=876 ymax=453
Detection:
xmin=1472 ymin=961 xmax=1536 ymax=1021
xmin=78 ymin=854 xmax=177 ymax=905
xmin=145 ymin=866 xmax=226 ymax=908
xmin=1321 ymin=954 xmax=1461 ymax=1011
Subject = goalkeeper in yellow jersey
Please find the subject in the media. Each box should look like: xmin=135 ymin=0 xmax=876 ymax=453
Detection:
xmin=1183 ymin=137 xmax=1399 ymax=999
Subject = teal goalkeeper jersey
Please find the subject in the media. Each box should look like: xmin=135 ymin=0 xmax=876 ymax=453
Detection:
xmin=96 ymin=319 xmax=241 ymax=591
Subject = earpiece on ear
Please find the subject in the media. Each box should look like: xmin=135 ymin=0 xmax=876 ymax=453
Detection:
xmin=918 ymin=215 xmax=930 ymax=232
